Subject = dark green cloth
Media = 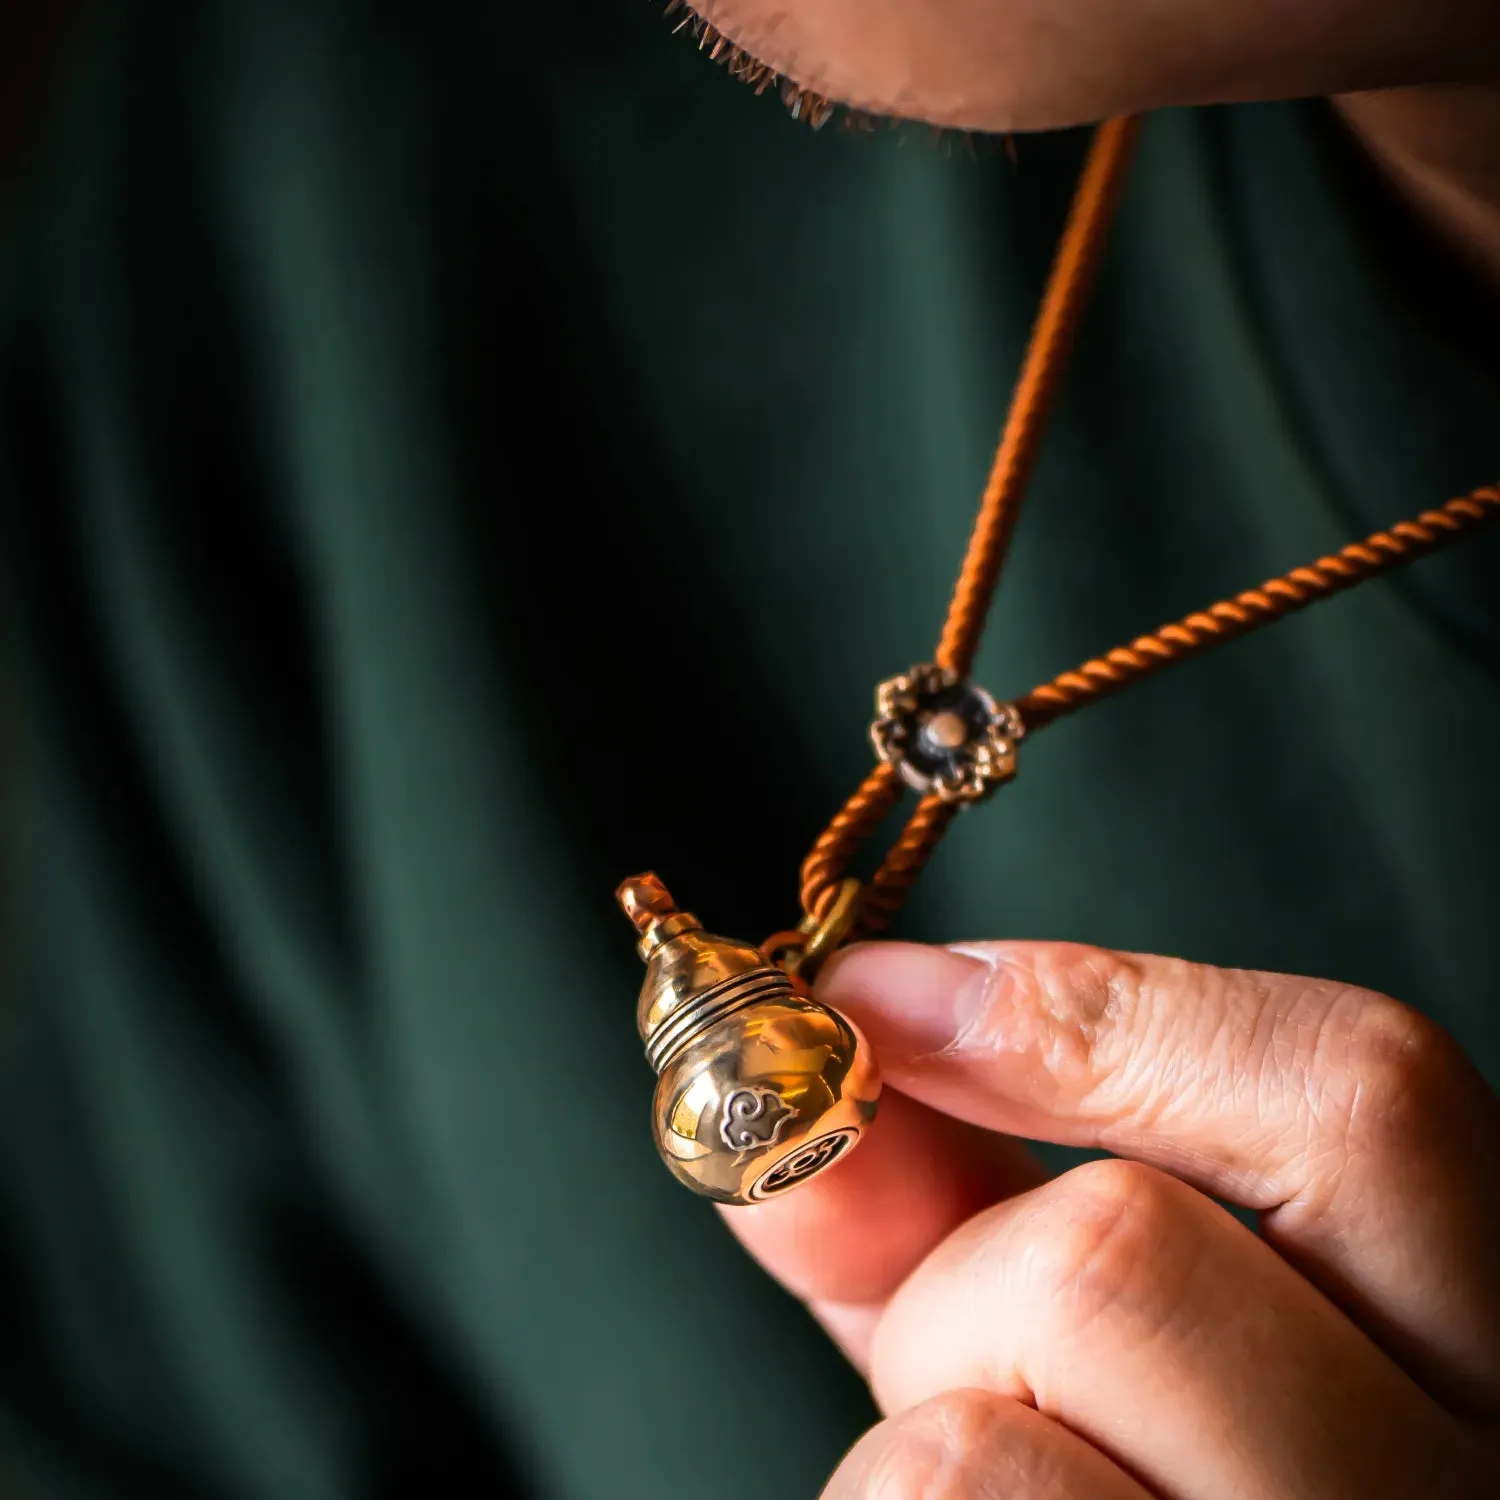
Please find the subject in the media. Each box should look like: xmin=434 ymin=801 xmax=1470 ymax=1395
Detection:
xmin=1 ymin=1 xmax=1497 ymax=1495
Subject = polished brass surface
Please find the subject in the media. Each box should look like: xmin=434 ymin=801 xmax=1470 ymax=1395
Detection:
xmin=617 ymin=873 xmax=882 ymax=1206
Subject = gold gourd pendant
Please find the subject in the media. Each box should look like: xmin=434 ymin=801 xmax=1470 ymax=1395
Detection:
xmin=617 ymin=874 xmax=881 ymax=1206
xmin=614 ymin=110 xmax=1500 ymax=1207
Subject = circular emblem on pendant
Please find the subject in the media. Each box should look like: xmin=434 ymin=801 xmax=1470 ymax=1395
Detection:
xmin=749 ymin=1127 xmax=861 ymax=1199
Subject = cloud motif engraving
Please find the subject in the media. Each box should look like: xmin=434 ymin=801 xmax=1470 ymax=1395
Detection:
xmin=720 ymin=1088 xmax=794 ymax=1152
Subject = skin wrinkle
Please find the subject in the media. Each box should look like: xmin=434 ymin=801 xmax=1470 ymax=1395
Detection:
xmin=929 ymin=1397 xmax=1008 ymax=1500
xmin=1103 ymin=958 xmax=1365 ymax=1208
xmin=944 ymin=942 xmax=1130 ymax=1096
xmin=1256 ymin=991 xmax=1500 ymax=1412
xmin=1248 ymin=984 xmax=1323 ymax=1167
xmin=837 ymin=1392 xmax=1137 ymax=1500
xmin=944 ymin=943 xmax=1335 ymax=1205
xmin=934 ymin=940 xmax=1473 ymax=1282
xmin=811 ymin=939 xmax=1500 ymax=1412
xmin=848 ymin=940 xmax=1479 ymax=1285
xmin=1278 ymin=985 xmax=1380 ymax=1226
xmin=1105 ymin=960 xmax=1184 ymax=1136
xmin=872 ymin=1154 xmax=1489 ymax=1495
xmin=753 ymin=935 xmax=1500 ymax=1485
xmin=893 ymin=1164 xmax=1223 ymax=1424
xmin=852 ymin=1396 xmax=1001 ymax=1500
xmin=1032 ymin=1169 xmax=1157 ymax=1394
xmin=1032 ymin=1167 xmax=1197 ymax=1379
xmin=1279 ymin=996 xmax=1468 ymax=1249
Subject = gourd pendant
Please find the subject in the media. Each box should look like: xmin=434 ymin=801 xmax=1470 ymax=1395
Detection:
xmin=610 ymin=109 xmax=1500 ymax=1210
xmin=617 ymin=874 xmax=881 ymax=1206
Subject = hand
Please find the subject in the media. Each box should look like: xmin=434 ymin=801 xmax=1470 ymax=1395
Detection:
xmin=720 ymin=940 xmax=1500 ymax=1497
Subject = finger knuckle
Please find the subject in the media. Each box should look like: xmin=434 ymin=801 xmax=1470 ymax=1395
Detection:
xmin=838 ymin=1392 xmax=1058 ymax=1500
xmin=1335 ymin=991 xmax=1472 ymax=1160
xmin=1025 ymin=1158 xmax=1183 ymax=1337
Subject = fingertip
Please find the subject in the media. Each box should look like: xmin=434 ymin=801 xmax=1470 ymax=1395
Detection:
xmin=718 ymin=1088 xmax=1043 ymax=1308
xmin=821 ymin=1387 xmax=1153 ymax=1499
xmin=817 ymin=940 xmax=994 ymax=1057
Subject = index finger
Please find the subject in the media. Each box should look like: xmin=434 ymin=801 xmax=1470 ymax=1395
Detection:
xmin=718 ymin=1086 xmax=1048 ymax=1368
xmin=817 ymin=939 xmax=1500 ymax=1418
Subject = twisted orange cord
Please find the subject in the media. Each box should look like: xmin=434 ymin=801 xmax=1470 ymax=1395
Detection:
xmin=936 ymin=114 xmax=1144 ymax=680
xmin=787 ymin=109 xmax=1500 ymax=947
xmin=796 ymin=115 xmax=1142 ymax=933
xmin=1016 ymin=486 xmax=1500 ymax=731
xmin=798 ymin=762 xmax=903 ymax=923
xmin=843 ymin=481 xmax=1500 ymax=935
xmin=855 ymin=795 xmax=961 ymax=935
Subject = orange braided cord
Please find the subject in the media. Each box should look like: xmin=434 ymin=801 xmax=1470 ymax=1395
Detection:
xmin=796 ymin=116 xmax=1142 ymax=926
xmin=1017 ymin=484 xmax=1500 ymax=732
xmin=801 ymin=482 xmax=1500 ymax=939
xmin=858 ymin=795 xmax=962 ymax=936
xmin=800 ymin=761 xmax=902 ymax=922
xmin=790 ymin=98 xmax=1496 ymax=943
xmin=936 ymin=114 xmax=1143 ymax=679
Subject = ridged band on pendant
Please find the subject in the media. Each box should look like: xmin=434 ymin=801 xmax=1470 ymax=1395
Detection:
xmin=644 ymin=967 xmax=795 ymax=1074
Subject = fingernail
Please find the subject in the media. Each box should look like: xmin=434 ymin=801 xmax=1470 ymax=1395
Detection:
xmin=817 ymin=942 xmax=998 ymax=1059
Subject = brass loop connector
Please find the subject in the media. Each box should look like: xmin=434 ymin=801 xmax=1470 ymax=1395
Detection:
xmin=791 ymin=878 xmax=863 ymax=980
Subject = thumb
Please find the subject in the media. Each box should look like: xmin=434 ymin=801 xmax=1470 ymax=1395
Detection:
xmin=817 ymin=938 xmax=1500 ymax=1417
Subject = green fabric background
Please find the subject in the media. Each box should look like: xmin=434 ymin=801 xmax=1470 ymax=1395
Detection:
xmin=0 ymin=1 xmax=1497 ymax=1495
